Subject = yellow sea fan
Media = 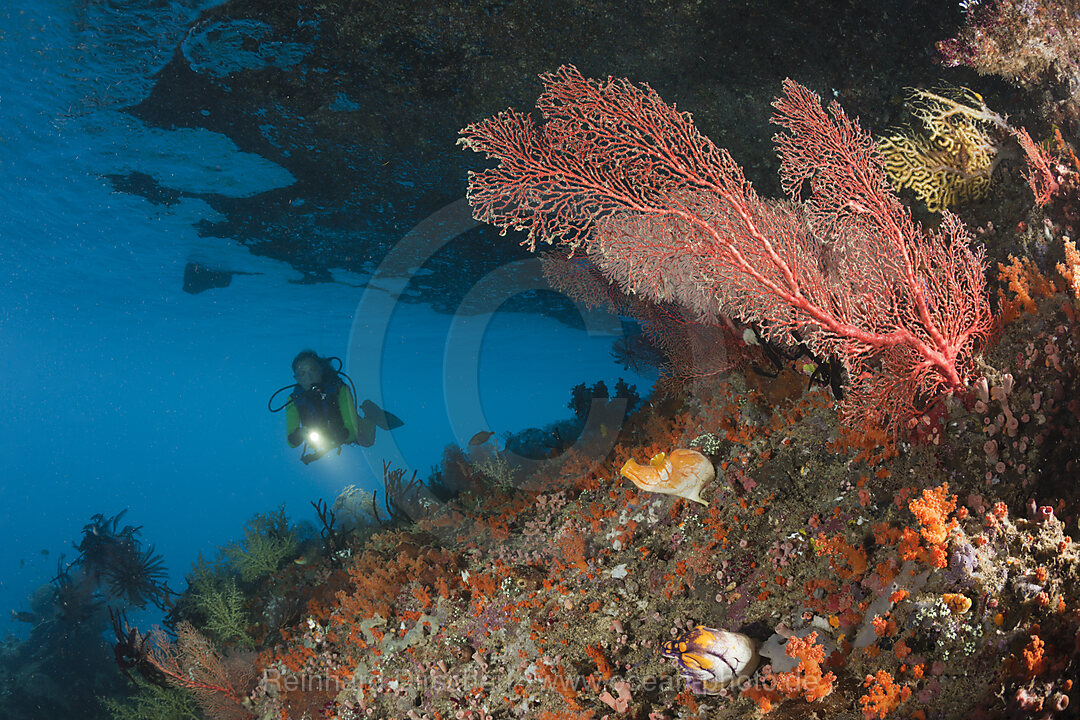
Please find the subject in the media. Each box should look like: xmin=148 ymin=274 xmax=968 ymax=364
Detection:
xmin=878 ymin=87 xmax=1010 ymax=212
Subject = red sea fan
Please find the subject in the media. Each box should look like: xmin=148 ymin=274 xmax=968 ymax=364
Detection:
xmin=539 ymin=252 xmax=746 ymax=386
xmin=460 ymin=66 xmax=993 ymax=431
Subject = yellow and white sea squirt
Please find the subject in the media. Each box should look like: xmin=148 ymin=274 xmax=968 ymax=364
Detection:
xmin=619 ymin=448 xmax=713 ymax=506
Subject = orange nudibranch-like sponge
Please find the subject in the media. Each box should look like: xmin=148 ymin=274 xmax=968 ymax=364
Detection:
xmin=620 ymin=448 xmax=713 ymax=506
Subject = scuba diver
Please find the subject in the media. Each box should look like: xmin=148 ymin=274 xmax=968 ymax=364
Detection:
xmin=269 ymin=350 xmax=403 ymax=465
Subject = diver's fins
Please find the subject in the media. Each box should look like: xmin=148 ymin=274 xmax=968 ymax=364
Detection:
xmin=361 ymin=400 xmax=404 ymax=431
xmin=355 ymin=417 xmax=376 ymax=447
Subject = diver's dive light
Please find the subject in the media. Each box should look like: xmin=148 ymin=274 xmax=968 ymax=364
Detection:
xmin=306 ymin=429 xmax=325 ymax=448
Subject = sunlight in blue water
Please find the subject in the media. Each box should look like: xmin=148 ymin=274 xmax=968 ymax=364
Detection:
xmin=0 ymin=0 xmax=653 ymax=640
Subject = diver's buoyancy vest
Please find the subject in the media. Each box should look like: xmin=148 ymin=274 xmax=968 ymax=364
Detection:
xmin=289 ymin=375 xmax=349 ymax=444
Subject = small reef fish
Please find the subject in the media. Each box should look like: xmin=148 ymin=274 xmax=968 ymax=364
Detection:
xmin=619 ymin=448 xmax=713 ymax=506
xmin=468 ymin=430 xmax=495 ymax=446
xmin=293 ymin=540 xmax=322 ymax=566
xmin=10 ymin=610 xmax=36 ymax=624
xmin=661 ymin=625 xmax=760 ymax=694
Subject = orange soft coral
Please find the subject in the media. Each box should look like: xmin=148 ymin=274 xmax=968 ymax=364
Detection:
xmin=909 ymin=484 xmax=956 ymax=545
xmin=997 ymin=255 xmax=1057 ymax=322
xmin=1059 ymin=238 xmax=1080 ymax=301
xmin=744 ymin=631 xmax=835 ymax=712
xmin=903 ymin=484 xmax=958 ymax=568
xmin=859 ymin=670 xmax=911 ymax=719
xmin=780 ymin=632 xmax=835 ymax=702
xmin=1020 ymin=634 xmax=1049 ymax=679
xmin=815 ymin=532 xmax=868 ymax=577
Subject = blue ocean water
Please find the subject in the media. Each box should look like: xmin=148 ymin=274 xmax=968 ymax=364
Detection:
xmin=0 ymin=0 xmax=651 ymax=641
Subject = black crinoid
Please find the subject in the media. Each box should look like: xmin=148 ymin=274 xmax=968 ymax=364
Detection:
xmin=610 ymin=331 xmax=664 ymax=374
xmin=73 ymin=510 xmax=171 ymax=610
xmin=75 ymin=510 xmax=140 ymax=575
xmin=110 ymin=607 xmax=168 ymax=687
xmin=102 ymin=540 xmax=170 ymax=610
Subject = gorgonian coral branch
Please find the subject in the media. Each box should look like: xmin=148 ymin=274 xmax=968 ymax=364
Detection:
xmin=460 ymin=66 xmax=993 ymax=430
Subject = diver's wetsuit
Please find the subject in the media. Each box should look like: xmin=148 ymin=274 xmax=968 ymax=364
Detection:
xmin=285 ymin=376 xmax=365 ymax=448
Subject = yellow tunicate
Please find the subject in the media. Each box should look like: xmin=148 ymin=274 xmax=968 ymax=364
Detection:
xmin=942 ymin=593 xmax=972 ymax=614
